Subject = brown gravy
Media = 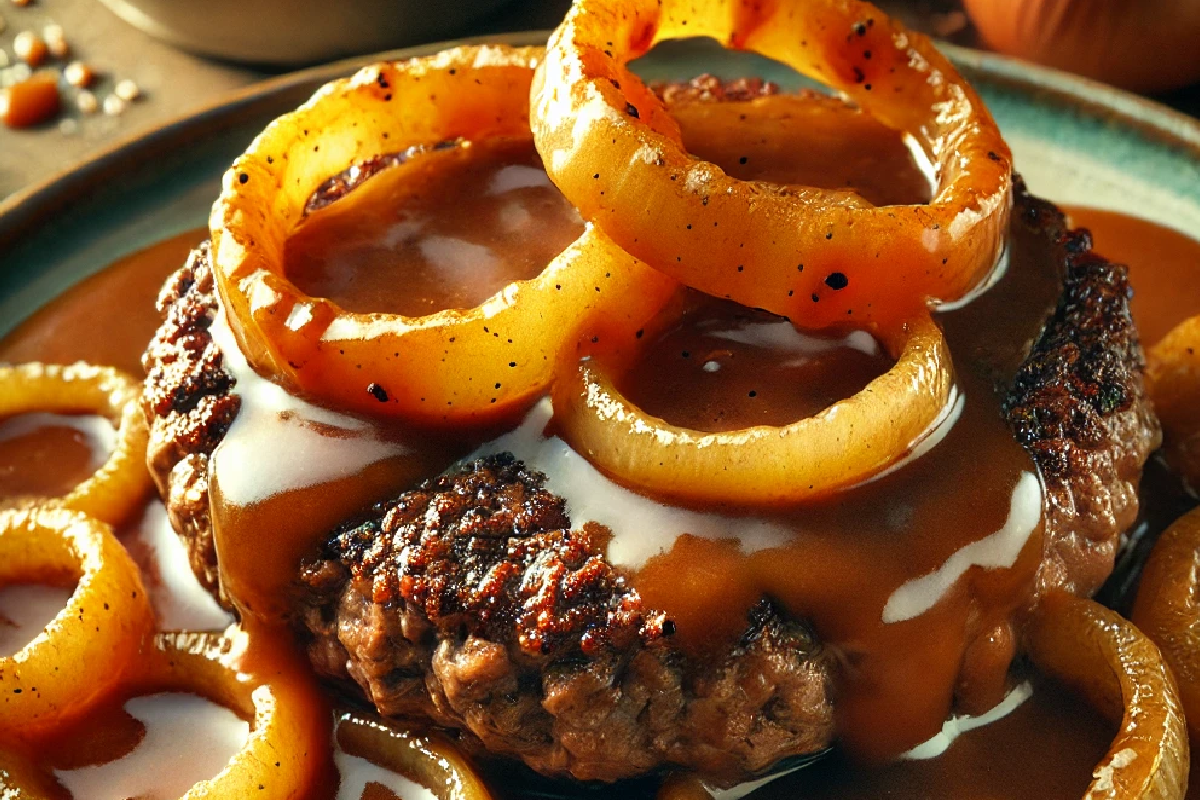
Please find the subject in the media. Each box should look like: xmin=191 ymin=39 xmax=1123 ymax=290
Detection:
xmin=285 ymin=138 xmax=584 ymax=317
xmin=623 ymin=207 xmax=1058 ymax=758
xmin=0 ymin=415 xmax=100 ymax=499
xmin=622 ymin=298 xmax=893 ymax=431
xmin=1065 ymin=206 xmax=1200 ymax=347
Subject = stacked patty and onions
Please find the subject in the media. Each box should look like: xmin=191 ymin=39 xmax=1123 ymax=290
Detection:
xmin=140 ymin=1 xmax=1161 ymax=788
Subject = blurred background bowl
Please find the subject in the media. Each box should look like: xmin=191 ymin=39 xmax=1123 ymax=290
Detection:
xmin=93 ymin=0 xmax=519 ymax=66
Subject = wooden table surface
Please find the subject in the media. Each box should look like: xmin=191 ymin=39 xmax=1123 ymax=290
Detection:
xmin=0 ymin=0 xmax=571 ymax=200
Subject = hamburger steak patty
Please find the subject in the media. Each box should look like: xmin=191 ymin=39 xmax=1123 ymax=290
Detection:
xmin=141 ymin=180 xmax=1158 ymax=783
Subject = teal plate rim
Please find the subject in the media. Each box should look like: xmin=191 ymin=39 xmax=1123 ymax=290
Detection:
xmin=2 ymin=32 xmax=1198 ymax=255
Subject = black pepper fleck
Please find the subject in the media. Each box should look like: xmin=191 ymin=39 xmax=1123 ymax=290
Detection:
xmin=825 ymin=272 xmax=849 ymax=290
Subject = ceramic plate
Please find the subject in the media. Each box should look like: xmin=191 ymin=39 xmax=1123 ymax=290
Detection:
xmin=1 ymin=33 xmax=1199 ymax=339
xmin=2 ymin=32 xmax=1200 ymax=335
xmin=1 ymin=27 xmax=1198 ymax=800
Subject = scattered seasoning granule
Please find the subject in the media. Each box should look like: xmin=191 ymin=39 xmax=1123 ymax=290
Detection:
xmin=102 ymin=92 xmax=124 ymax=116
xmin=76 ymin=88 xmax=96 ymax=114
xmin=114 ymin=78 xmax=139 ymax=102
xmin=63 ymin=60 xmax=93 ymax=88
xmin=43 ymin=23 xmax=67 ymax=57
xmin=13 ymin=30 xmax=47 ymax=67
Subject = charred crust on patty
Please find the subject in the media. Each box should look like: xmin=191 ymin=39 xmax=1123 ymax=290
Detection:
xmin=1003 ymin=181 xmax=1160 ymax=595
xmin=317 ymin=453 xmax=670 ymax=660
xmin=141 ymin=239 xmax=238 ymax=601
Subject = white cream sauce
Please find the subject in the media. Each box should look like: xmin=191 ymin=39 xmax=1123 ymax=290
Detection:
xmin=0 ymin=583 xmax=73 ymax=657
xmin=124 ymin=501 xmax=234 ymax=632
xmin=902 ymin=681 xmax=1035 ymax=760
xmin=0 ymin=411 xmax=115 ymax=473
xmin=335 ymin=751 xmax=437 ymax=800
xmin=471 ymin=398 xmax=793 ymax=569
xmin=209 ymin=310 xmax=409 ymax=506
xmin=54 ymin=693 xmax=250 ymax=800
xmin=882 ymin=471 xmax=1042 ymax=624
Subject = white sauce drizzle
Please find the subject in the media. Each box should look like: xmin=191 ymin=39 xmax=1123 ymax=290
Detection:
xmin=709 ymin=762 xmax=809 ymax=800
xmin=902 ymin=681 xmax=1034 ymax=760
xmin=708 ymin=320 xmax=879 ymax=358
xmin=209 ymin=310 xmax=408 ymax=506
xmin=486 ymin=163 xmax=552 ymax=195
xmin=0 ymin=411 xmax=115 ymax=473
xmin=54 ymin=693 xmax=249 ymax=800
xmin=125 ymin=501 xmax=234 ymax=631
xmin=470 ymin=399 xmax=793 ymax=569
xmin=335 ymin=751 xmax=436 ymax=800
xmin=0 ymin=584 xmax=72 ymax=657
xmin=882 ymin=471 xmax=1042 ymax=624
xmin=418 ymin=236 xmax=503 ymax=289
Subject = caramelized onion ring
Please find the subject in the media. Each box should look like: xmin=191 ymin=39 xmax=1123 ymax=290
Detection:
xmin=1145 ymin=315 xmax=1200 ymax=492
xmin=125 ymin=628 xmax=331 ymax=799
xmin=212 ymin=45 xmax=676 ymax=425
xmin=0 ymin=506 xmax=153 ymax=740
xmin=335 ymin=710 xmax=493 ymax=800
xmin=0 ymin=746 xmax=60 ymax=799
xmin=1131 ymin=507 xmax=1200 ymax=744
xmin=1026 ymin=593 xmax=1188 ymax=800
xmin=0 ymin=362 xmax=150 ymax=526
xmin=532 ymin=0 xmax=1012 ymax=328
xmin=553 ymin=312 xmax=952 ymax=504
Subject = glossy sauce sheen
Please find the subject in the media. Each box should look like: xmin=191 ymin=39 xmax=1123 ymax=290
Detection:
xmin=285 ymin=138 xmax=584 ymax=317
xmin=1065 ymin=206 xmax=1200 ymax=347
xmin=0 ymin=117 xmax=1182 ymax=797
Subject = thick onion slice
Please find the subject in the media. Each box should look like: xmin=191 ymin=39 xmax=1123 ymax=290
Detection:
xmin=124 ymin=628 xmax=332 ymax=799
xmin=532 ymin=0 xmax=1012 ymax=329
xmin=0 ymin=362 xmax=150 ymax=526
xmin=0 ymin=506 xmax=154 ymax=740
xmin=1145 ymin=315 xmax=1200 ymax=493
xmin=335 ymin=710 xmax=493 ymax=800
xmin=0 ymin=746 xmax=61 ymax=800
xmin=212 ymin=45 xmax=676 ymax=425
xmin=553 ymin=312 xmax=952 ymax=504
xmin=1026 ymin=592 xmax=1188 ymax=800
xmin=1131 ymin=507 xmax=1200 ymax=745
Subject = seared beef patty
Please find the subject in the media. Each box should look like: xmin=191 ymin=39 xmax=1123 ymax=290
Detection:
xmin=141 ymin=177 xmax=1157 ymax=784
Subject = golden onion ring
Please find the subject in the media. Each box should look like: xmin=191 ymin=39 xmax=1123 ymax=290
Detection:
xmin=0 ymin=505 xmax=154 ymax=740
xmin=1145 ymin=315 xmax=1200 ymax=493
xmin=124 ymin=628 xmax=332 ymax=799
xmin=1131 ymin=507 xmax=1200 ymax=744
xmin=1026 ymin=592 xmax=1188 ymax=800
xmin=532 ymin=0 xmax=1012 ymax=329
xmin=335 ymin=710 xmax=494 ymax=800
xmin=0 ymin=362 xmax=150 ymax=526
xmin=0 ymin=746 xmax=60 ymax=800
xmin=212 ymin=45 xmax=677 ymax=425
xmin=553 ymin=312 xmax=952 ymax=504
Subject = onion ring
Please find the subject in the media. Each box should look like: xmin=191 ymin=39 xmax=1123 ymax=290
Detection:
xmin=0 ymin=362 xmax=150 ymax=526
xmin=553 ymin=311 xmax=952 ymax=504
xmin=0 ymin=505 xmax=154 ymax=740
xmin=532 ymin=0 xmax=1012 ymax=328
xmin=0 ymin=746 xmax=61 ymax=799
xmin=335 ymin=710 xmax=494 ymax=800
xmin=212 ymin=45 xmax=676 ymax=425
xmin=1026 ymin=592 xmax=1188 ymax=800
xmin=1131 ymin=507 xmax=1200 ymax=744
xmin=1145 ymin=315 xmax=1200 ymax=493
xmin=123 ymin=628 xmax=332 ymax=799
